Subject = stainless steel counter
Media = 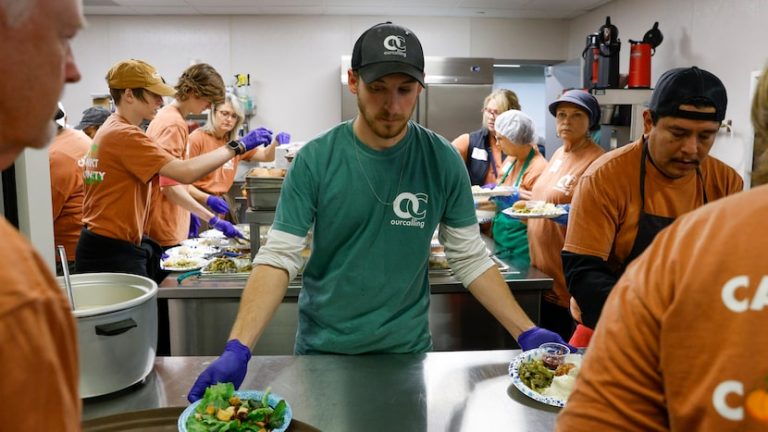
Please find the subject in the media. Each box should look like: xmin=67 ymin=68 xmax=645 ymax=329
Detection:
xmin=83 ymin=351 xmax=560 ymax=431
xmin=159 ymin=261 xmax=552 ymax=356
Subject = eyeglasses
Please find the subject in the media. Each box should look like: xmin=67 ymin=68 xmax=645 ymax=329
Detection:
xmin=216 ymin=110 xmax=238 ymax=120
xmin=482 ymin=107 xmax=501 ymax=117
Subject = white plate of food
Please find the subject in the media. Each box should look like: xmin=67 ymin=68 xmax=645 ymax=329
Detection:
xmin=164 ymin=244 xmax=217 ymax=259
xmin=470 ymin=185 xmax=519 ymax=198
xmin=501 ymin=201 xmax=567 ymax=219
xmin=509 ymin=349 xmax=583 ymax=407
xmin=161 ymin=256 xmax=209 ymax=272
xmin=181 ymin=237 xmax=222 ymax=248
xmin=199 ymin=228 xmax=225 ymax=239
xmin=201 ymin=256 xmax=253 ymax=276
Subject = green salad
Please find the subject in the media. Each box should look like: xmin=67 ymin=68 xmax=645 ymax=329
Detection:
xmin=186 ymin=383 xmax=287 ymax=432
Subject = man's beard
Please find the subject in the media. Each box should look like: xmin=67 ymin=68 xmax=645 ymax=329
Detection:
xmin=357 ymin=99 xmax=413 ymax=140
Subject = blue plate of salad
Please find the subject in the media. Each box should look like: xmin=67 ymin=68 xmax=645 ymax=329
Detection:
xmin=179 ymin=383 xmax=292 ymax=431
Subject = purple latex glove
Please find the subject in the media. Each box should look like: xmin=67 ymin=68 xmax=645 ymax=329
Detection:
xmin=240 ymin=127 xmax=273 ymax=151
xmin=187 ymin=339 xmax=252 ymax=402
xmin=552 ymin=204 xmax=570 ymax=226
xmin=206 ymin=195 xmax=229 ymax=214
xmin=490 ymin=187 xmax=520 ymax=211
xmin=188 ymin=214 xmax=201 ymax=238
xmin=209 ymin=216 xmax=244 ymax=239
xmin=518 ymin=326 xmax=576 ymax=352
xmin=276 ymin=132 xmax=291 ymax=144
xmin=481 ymin=182 xmax=497 ymax=190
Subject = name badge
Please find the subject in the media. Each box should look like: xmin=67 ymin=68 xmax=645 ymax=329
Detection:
xmin=501 ymin=160 xmax=513 ymax=174
xmin=471 ymin=147 xmax=488 ymax=161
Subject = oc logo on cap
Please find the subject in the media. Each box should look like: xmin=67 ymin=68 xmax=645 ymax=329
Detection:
xmin=383 ymin=35 xmax=406 ymax=55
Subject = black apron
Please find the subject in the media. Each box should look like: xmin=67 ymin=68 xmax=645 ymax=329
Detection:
xmin=624 ymin=139 xmax=709 ymax=266
xmin=75 ymin=227 xmax=165 ymax=284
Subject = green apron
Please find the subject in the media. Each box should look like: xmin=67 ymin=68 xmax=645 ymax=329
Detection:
xmin=492 ymin=148 xmax=534 ymax=265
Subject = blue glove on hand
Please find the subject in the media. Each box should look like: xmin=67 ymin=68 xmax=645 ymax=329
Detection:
xmin=209 ymin=216 xmax=244 ymax=239
xmin=276 ymin=132 xmax=291 ymax=144
xmin=188 ymin=214 xmax=201 ymax=238
xmin=518 ymin=326 xmax=576 ymax=352
xmin=240 ymin=127 xmax=273 ymax=151
xmin=206 ymin=195 xmax=229 ymax=214
xmin=187 ymin=339 xmax=252 ymax=402
xmin=552 ymin=204 xmax=570 ymax=226
xmin=490 ymin=187 xmax=520 ymax=211
xmin=481 ymin=182 xmax=497 ymax=190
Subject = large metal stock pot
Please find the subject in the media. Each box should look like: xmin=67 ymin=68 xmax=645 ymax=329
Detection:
xmin=57 ymin=273 xmax=158 ymax=398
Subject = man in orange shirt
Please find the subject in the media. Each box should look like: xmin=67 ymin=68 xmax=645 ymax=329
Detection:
xmin=144 ymin=63 xmax=253 ymax=249
xmin=49 ymin=103 xmax=91 ymax=275
xmin=0 ymin=0 xmax=84 ymax=430
xmin=75 ymin=105 xmax=111 ymax=139
xmin=562 ymin=67 xmax=743 ymax=345
xmin=557 ymin=66 xmax=768 ymax=431
xmin=76 ymin=59 xmax=274 ymax=280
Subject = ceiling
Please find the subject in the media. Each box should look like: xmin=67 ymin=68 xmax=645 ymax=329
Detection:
xmin=83 ymin=0 xmax=612 ymax=20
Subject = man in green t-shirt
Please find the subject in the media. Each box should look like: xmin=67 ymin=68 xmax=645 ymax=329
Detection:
xmin=188 ymin=21 xmax=570 ymax=402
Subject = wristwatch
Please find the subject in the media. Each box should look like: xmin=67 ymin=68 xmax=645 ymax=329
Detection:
xmin=226 ymin=139 xmax=244 ymax=155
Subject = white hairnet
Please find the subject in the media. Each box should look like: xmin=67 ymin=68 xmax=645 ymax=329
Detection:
xmin=494 ymin=109 xmax=536 ymax=145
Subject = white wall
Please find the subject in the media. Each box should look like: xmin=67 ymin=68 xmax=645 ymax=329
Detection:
xmin=494 ymin=65 xmax=547 ymax=154
xmin=566 ymin=0 xmax=768 ymax=186
xmin=65 ymin=15 xmax=569 ymax=144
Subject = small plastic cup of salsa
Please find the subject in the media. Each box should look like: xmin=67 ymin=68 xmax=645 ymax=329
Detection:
xmin=539 ymin=342 xmax=570 ymax=370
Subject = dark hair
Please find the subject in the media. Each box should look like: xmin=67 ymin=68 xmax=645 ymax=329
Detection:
xmin=110 ymin=87 xmax=148 ymax=105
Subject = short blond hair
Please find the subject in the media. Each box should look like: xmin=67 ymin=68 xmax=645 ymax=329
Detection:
xmin=201 ymin=94 xmax=245 ymax=142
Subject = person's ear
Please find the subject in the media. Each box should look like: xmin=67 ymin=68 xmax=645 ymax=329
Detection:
xmin=347 ymin=69 xmax=359 ymax=95
xmin=642 ymin=109 xmax=653 ymax=135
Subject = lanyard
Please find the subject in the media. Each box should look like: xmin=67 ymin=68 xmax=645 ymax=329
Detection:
xmin=498 ymin=147 xmax=535 ymax=187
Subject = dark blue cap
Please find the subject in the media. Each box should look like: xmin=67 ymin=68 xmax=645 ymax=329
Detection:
xmin=548 ymin=89 xmax=602 ymax=130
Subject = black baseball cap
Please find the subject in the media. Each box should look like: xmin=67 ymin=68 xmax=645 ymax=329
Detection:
xmin=649 ymin=66 xmax=727 ymax=122
xmin=75 ymin=106 xmax=112 ymax=130
xmin=351 ymin=22 xmax=425 ymax=87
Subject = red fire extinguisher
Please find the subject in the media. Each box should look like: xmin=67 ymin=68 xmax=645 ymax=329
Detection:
xmin=628 ymin=22 xmax=663 ymax=88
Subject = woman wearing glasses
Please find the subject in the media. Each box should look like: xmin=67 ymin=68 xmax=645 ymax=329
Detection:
xmin=187 ymin=95 xmax=289 ymax=229
xmin=451 ymin=88 xmax=521 ymax=186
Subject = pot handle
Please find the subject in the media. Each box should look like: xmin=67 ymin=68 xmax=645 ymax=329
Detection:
xmin=95 ymin=318 xmax=137 ymax=336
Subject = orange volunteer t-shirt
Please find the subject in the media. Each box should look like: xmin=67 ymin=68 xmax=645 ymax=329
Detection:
xmin=49 ymin=128 xmax=91 ymax=261
xmin=145 ymin=104 xmax=191 ymax=247
xmin=557 ymin=185 xmax=768 ymax=432
xmin=82 ymin=114 xmax=175 ymax=245
xmin=497 ymin=149 xmax=548 ymax=191
xmin=564 ymin=138 xmax=743 ymax=270
xmin=527 ymin=141 xmax=604 ymax=307
xmin=0 ymin=218 xmax=80 ymax=431
xmin=187 ymin=129 xmax=254 ymax=195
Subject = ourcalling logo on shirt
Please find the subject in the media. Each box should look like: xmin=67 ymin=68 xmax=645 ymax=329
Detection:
xmin=390 ymin=192 xmax=427 ymax=229
xmin=79 ymin=143 xmax=106 ymax=185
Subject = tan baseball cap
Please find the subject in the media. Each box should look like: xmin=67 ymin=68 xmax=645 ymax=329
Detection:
xmin=106 ymin=59 xmax=176 ymax=96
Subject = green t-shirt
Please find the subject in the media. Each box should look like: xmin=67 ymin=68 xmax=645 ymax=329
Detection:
xmin=273 ymin=120 xmax=477 ymax=354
